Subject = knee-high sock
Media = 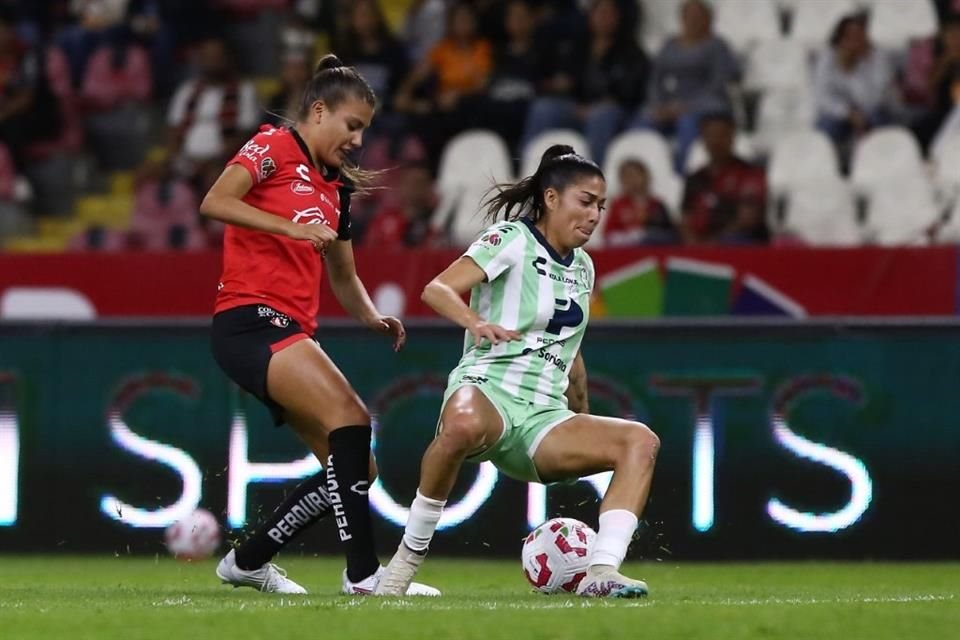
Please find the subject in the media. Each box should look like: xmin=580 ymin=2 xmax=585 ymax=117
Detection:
xmin=401 ymin=490 xmax=446 ymax=553
xmin=327 ymin=425 xmax=380 ymax=583
xmin=234 ymin=470 xmax=332 ymax=570
xmin=589 ymin=509 xmax=638 ymax=570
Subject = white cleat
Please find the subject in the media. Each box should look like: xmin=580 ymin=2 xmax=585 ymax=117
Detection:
xmin=373 ymin=544 xmax=427 ymax=596
xmin=216 ymin=549 xmax=308 ymax=595
xmin=343 ymin=560 xmax=440 ymax=597
xmin=575 ymin=567 xmax=648 ymax=599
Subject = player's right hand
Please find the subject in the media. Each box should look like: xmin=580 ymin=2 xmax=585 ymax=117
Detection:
xmin=469 ymin=321 xmax=521 ymax=347
xmin=286 ymin=222 xmax=338 ymax=252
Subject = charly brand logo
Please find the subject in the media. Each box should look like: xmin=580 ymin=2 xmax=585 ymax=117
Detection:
xmin=291 ymin=181 xmax=315 ymax=195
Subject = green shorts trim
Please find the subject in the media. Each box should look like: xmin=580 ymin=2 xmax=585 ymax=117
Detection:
xmin=440 ymin=376 xmax=576 ymax=483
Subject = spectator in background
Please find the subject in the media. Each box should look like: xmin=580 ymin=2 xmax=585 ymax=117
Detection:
xmin=631 ymin=0 xmax=737 ymax=171
xmin=401 ymin=0 xmax=447 ymax=63
xmin=812 ymin=13 xmax=895 ymax=150
xmin=263 ymin=50 xmax=311 ymax=126
xmin=80 ymin=25 xmax=151 ymax=110
xmin=363 ymin=163 xmax=439 ymax=248
xmin=56 ymin=0 xmax=129 ymax=89
xmin=337 ymin=0 xmax=409 ymax=138
xmin=0 ymin=8 xmax=64 ymax=169
xmin=521 ymin=0 xmax=647 ymax=164
xmin=394 ymin=1 xmax=492 ymax=161
xmin=680 ymin=113 xmax=767 ymax=245
xmin=127 ymin=149 xmax=203 ymax=250
xmin=604 ymin=158 xmax=677 ymax=246
xmin=914 ymin=19 xmax=960 ymax=150
xmin=482 ymin=0 xmax=541 ymax=152
xmin=166 ymin=36 xmax=258 ymax=192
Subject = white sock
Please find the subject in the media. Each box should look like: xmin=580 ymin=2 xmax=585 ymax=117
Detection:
xmin=589 ymin=509 xmax=638 ymax=571
xmin=401 ymin=490 xmax=446 ymax=553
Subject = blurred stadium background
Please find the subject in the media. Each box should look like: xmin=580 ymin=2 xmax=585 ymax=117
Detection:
xmin=0 ymin=1 xmax=959 ymax=637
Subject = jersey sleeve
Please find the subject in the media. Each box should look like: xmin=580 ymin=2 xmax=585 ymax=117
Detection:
xmin=227 ymin=128 xmax=280 ymax=185
xmin=336 ymin=180 xmax=353 ymax=241
xmin=464 ymin=222 xmax=525 ymax=282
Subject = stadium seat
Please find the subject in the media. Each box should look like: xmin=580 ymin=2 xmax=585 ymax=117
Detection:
xmin=768 ymin=130 xmax=840 ymax=196
xmin=521 ymin=129 xmax=591 ymax=177
xmin=744 ymin=38 xmax=811 ymax=92
xmin=864 ymin=176 xmax=940 ymax=246
xmin=637 ymin=0 xmax=685 ymax=52
xmin=684 ymin=133 xmax=757 ymax=176
xmin=787 ymin=0 xmax=858 ymax=50
xmin=931 ymin=132 xmax=960 ymax=200
xmin=603 ymin=130 xmax=682 ymax=212
xmin=753 ymin=88 xmax=816 ymax=152
xmin=435 ymin=130 xmax=513 ymax=246
xmin=714 ymin=0 xmax=783 ymax=53
xmin=849 ymin=127 xmax=926 ymax=194
xmin=934 ymin=195 xmax=960 ymax=244
xmin=866 ymin=0 xmax=937 ymax=51
xmin=436 ymin=129 xmax=513 ymax=194
xmin=781 ymin=177 xmax=861 ymax=246
xmin=433 ymin=182 xmax=496 ymax=248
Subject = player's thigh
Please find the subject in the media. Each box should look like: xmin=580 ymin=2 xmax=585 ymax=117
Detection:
xmin=267 ymin=338 xmax=369 ymax=433
xmin=532 ymin=414 xmax=659 ymax=482
xmin=437 ymin=385 xmax=505 ymax=451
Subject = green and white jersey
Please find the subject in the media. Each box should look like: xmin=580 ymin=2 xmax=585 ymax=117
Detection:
xmin=455 ymin=218 xmax=595 ymax=407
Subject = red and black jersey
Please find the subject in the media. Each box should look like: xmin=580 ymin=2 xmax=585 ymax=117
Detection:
xmin=214 ymin=125 xmax=352 ymax=334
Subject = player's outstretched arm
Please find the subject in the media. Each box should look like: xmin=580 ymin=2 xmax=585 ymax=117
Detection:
xmin=200 ymin=165 xmax=338 ymax=250
xmin=565 ymin=352 xmax=589 ymax=414
xmin=422 ymin=257 xmax=520 ymax=346
xmin=325 ymin=239 xmax=406 ymax=351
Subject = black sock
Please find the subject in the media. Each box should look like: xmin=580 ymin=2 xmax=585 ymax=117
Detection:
xmin=234 ymin=470 xmax=332 ymax=570
xmin=326 ymin=424 xmax=380 ymax=583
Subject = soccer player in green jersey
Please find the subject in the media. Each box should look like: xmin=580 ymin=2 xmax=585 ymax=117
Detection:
xmin=375 ymin=145 xmax=660 ymax=598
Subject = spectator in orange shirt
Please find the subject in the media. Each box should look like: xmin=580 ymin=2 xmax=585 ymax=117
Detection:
xmin=394 ymin=1 xmax=492 ymax=161
xmin=605 ymin=158 xmax=677 ymax=246
xmin=363 ymin=164 xmax=439 ymax=247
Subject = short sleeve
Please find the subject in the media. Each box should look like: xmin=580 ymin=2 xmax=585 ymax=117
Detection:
xmin=464 ymin=222 xmax=525 ymax=282
xmin=227 ymin=128 xmax=280 ymax=185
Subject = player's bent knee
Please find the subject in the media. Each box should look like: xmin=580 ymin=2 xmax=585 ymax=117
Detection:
xmin=327 ymin=397 xmax=371 ymax=427
xmin=437 ymin=409 xmax=487 ymax=453
xmin=623 ymin=422 xmax=660 ymax=459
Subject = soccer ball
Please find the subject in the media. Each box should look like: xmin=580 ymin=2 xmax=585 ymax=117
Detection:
xmin=164 ymin=508 xmax=221 ymax=560
xmin=521 ymin=517 xmax=596 ymax=594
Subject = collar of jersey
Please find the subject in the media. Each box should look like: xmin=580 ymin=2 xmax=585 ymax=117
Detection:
xmin=521 ymin=217 xmax=574 ymax=267
xmin=288 ymin=127 xmax=341 ymax=184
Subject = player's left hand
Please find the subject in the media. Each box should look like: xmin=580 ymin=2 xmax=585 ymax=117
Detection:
xmin=369 ymin=315 xmax=406 ymax=352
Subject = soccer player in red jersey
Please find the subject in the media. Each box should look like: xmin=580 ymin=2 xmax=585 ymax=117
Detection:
xmin=201 ymin=54 xmax=437 ymax=596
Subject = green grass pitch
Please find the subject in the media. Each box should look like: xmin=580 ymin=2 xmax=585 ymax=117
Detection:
xmin=1 ymin=557 xmax=957 ymax=640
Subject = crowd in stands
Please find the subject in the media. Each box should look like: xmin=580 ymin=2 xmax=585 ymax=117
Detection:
xmin=1 ymin=0 xmax=960 ymax=251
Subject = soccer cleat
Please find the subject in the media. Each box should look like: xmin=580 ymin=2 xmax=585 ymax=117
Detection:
xmin=343 ymin=559 xmax=440 ymax=597
xmin=372 ymin=543 xmax=428 ymax=596
xmin=216 ymin=549 xmax=308 ymax=594
xmin=575 ymin=567 xmax=649 ymax=598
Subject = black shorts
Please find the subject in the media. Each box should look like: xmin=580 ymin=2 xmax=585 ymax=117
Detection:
xmin=210 ymin=304 xmax=313 ymax=426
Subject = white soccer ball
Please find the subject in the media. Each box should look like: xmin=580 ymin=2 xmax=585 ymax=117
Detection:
xmin=164 ymin=508 xmax=221 ymax=560
xmin=521 ymin=517 xmax=596 ymax=594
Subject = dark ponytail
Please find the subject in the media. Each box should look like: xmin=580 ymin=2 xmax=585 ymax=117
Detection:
xmin=482 ymin=145 xmax=604 ymax=223
xmin=299 ymin=53 xmax=380 ymax=193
